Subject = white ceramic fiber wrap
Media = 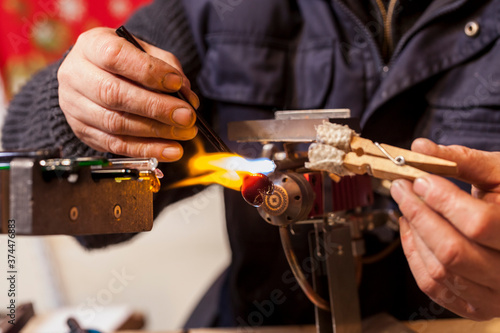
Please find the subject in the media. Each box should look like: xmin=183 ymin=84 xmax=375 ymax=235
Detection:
xmin=305 ymin=143 xmax=353 ymax=176
xmin=315 ymin=122 xmax=356 ymax=152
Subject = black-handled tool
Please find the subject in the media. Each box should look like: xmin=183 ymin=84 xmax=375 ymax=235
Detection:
xmin=115 ymin=26 xmax=232 ymax=153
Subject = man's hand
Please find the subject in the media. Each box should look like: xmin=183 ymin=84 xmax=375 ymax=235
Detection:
xmin=390 ymin=138 xmax=500 ymax=320
xmin=58 ymin=27 xmax=200 ymax=161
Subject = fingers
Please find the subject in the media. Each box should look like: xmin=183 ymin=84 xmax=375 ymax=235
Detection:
xmin=71 ymin=27 xmax=200 ymax=109
xmin=61 ymin=90 xmax=197 ymax=140
xmin=65 ymin=114 xmax=184 ymax=162
xmin=411 ymin=138 xmax=500 ymax=191
xmin=391 ymin=179 xmax=500 ymax=285
xmin=399 ymin=217 xmax=499 ymax=320
xmin=407 ymin=217 xmax=494 ymax=307
xmin=63 ymin=60 xmax=196 ymax=128
xmin=399 ymin=139 xmax=500 ymax=319
xmin=80 ymin=28 xmax=184 ymax=93
xmin=412 ymin=175 xmax=500 ymax=250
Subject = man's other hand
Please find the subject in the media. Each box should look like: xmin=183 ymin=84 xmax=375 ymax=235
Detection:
xmin=391 ymin=139 xmax=500 ymax=320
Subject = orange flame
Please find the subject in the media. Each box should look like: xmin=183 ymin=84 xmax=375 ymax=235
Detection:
xmin=171 ymin=143 xmax=275 ymax=191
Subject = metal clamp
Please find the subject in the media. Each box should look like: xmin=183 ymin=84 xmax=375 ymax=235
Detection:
xmin=374 ymin=142 xmax=405 ymax=166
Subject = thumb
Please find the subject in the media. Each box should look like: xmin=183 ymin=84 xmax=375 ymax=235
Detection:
xmin=411 ymin=138 xmax=500 ymax=191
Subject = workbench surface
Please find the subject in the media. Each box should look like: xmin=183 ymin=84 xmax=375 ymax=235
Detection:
xmin=117 ymin=317 xmax=500 ymax=333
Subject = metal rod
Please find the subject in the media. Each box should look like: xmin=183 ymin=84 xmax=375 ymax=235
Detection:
xmin=116 ymin=26 xmax=232 ymax=153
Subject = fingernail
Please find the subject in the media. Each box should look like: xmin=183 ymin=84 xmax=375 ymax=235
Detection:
xmin=162 ymin=146 xmax=182 ymax=160
xmin=189 ymin=91 xmax=200 ymax=109
xmin=413 ymin=177 xmax=429 ymax=197
xmin=162 ymin=73 xmax=183 ymax=91
xmin=173 ymin=126 xmax=198 ymax=140
xmin=171 ymin=108 xmax=194 ymax=127
xmin=390 ymin=180 xmax=404 ymax=203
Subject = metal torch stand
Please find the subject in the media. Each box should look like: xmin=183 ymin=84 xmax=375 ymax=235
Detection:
xmin=308 ymin=170 xmax=361 ymax=333
xmin=306 ymin=171 xmax=413 ymax=333
xmin=309 ymin=222 xmax=362 ymax=333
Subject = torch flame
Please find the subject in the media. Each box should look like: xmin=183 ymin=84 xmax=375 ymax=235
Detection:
xmin=171 ymin=153 xmax=276 ymax=191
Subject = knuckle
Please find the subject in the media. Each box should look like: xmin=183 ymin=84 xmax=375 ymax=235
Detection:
xmin=449 ymin=145 xmax=470 ymax=156
xmin=102 ymin=110 xmax=124 ymax=134
xmin=427 ymin=262 xmax=448 ymax=281
xmin=75 ymin=30 xmax=92 ymax=45
xmin=400 ymin=200 xmax=419 ymax=222
xmin=129 ymin=142 xmax=149 ymax=158
xmin=418 ymin=277 xmax=439 ymax=297
xmin=75 ymin=125 xmax=87 ymax=139
xmin=402 ymin=242 xmax=417 ymax=264
xmin=59 ymin=101 xmax=73 ymax=119
xmin=67 ymin=118 xmax=83 ymax=139
xmin=137 ymin=143 xmax=149 ymax=157
xmin=437 ymin=239 xmax=462 ymax=268
xmin=57 ymin=62 xmax=70 ymax=82
xmin=106 ymin=136 xmax=126 ymax=155
xmin=145 ymin=97 xmax=165 ymax=121
xmin=97 ymin=77 xmax=122 ymax=108
xmin=58 ymin=90 xmax=71 ymax=112
xmin=405 ymin=206 xmax=419 ymax=222
xmin=100 ymin=40 xmax=124 ymax=70
xmin=461 ymin=304 xmax=488 ymax=321
xmin=79 ymin=27 xmax=105 ymax=40
xmin=466 ymin=208 xmax=493 ymax=241
xmin=73 ymin=125 xmax=104 ymax=154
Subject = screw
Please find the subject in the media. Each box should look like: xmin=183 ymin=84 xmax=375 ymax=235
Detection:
xmin=113 ymin=204 xmax=122 ymax=219
xmin=465 ymin=21 xmax=480 ymax=37
xmin=69 ymin=206 xmax=78 ymax=221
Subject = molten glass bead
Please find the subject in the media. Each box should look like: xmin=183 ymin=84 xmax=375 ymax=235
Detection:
xmin=241 ymin=173 xmax=274 ymax=207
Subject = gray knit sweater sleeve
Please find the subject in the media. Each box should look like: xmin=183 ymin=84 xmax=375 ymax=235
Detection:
xmin=1 ymin=0 xmax=202 ymax=248
xmin=2 ymin=57 xmax=100 ymax=156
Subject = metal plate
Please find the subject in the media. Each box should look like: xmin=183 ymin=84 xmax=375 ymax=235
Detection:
xmin=228 ymin=118 xmax=361 ymax=143
xmin=3 ymin=158 xmax=153 ymax=235
xmin=9 ymin=159 xmax=34 ymax=234
xmin=275 ymin=109 xmax=351 ymax=120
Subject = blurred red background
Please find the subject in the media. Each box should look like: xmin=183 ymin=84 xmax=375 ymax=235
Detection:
xmin=0 ymin=0 xmax=152 ymax=100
